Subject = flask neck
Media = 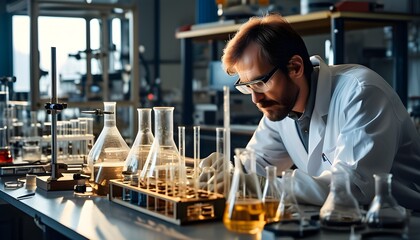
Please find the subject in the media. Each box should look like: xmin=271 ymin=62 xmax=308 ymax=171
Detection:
xmin=104 ymin=102 xmax=116 ymax=127
xmin=374 ymin=173 xmax=393 ymax=197
xmin=266 ymin=165 xmax=277 ymax=181
xmin=153 ymin=107 xmax=174 ymax=145
xmin=138 ymin=108 xmax=152 ymax=133
xmin=282 ymin=169 xmax=293 ymax=191
xmin=330 ymin=171 xmax=351 ymax=193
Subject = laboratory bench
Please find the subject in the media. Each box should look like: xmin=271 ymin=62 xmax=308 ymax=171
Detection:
xmin=1 ymin=176 xmax=420 ymax=240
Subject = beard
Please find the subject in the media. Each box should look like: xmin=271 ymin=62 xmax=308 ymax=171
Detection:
xmin=257 ymin=100 xmax=292 ymax=121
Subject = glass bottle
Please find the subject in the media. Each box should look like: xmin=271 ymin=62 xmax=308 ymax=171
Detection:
xmin=140 ymin=107 xmax=184 ymax=195
xmin=365 ymin=173 xmax=408 ymax=229
xmin=278 ymin=169 xmax=302 ymax=221
xmin=319 ymin=169 xmax=363 ymax=230
xmin=122 ymin=108 xmax=154 ymax=203
xmin=223 ymin=148 xmax=265 ymax=234
xmin=86 ymin=102 xmax=130 ymax=195
xmin=262 ymin=166 xmax=281 ymax=223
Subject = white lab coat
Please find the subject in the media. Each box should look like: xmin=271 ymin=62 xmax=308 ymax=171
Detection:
xmin=246 ymin=55 xmax=420 ymax=210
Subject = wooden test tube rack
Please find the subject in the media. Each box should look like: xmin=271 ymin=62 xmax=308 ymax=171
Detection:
xmin=108 ymin=179 xmax=226 ymax=225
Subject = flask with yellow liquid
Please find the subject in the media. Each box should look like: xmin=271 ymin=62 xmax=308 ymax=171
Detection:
xmin=223 ymin=148 xmax=265 ymax=234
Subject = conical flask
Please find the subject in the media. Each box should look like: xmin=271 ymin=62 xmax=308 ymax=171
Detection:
xmin=223 ymin=148 xmax=265 ymax=234
xmin=319 ymin=167 xmax=363 ymax=230
xmin=124 ymin=108 xmax=154 ymax=174
xmin=140 ymin=107 xmax=185 ymax=194
xmin=278 ymin=169 xmax=302 ymax=221
xmin=262 ymin=166 xmax=281 ymax=223
xmin=122 ymin=108 xmax=154 ymax=202
xmin=365 ymin=173 xmax=408 ymax=229
xmin=86 ymin=102 xmax=130 ymax=195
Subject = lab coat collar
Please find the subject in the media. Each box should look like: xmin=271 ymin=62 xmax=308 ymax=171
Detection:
xmin=307 ymin=55 xmax=331 ymax=174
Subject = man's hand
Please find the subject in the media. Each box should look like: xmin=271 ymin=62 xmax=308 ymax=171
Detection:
xmin=198 ymin=152 xmax=233 ymax=194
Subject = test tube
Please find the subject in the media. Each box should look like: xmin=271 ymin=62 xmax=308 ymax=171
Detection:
xmin=216 ymin=127 xmax=224 ymax=195
xmin=223 ymin=86 xmax=231 ymax=197
xmin=78 ymin=117 xmax=90 ymax=164
xmin=201 ymin=166 xmax=216 ymax=196
xmin=178 ymin=126 xmax=187 ymax=198
xmin=57 ymin=121 xmax=68 ymax=161
xmin=70 ymin=119 xmax=80 ymax=161
xmin=193 ymin=126 xmax=200 ymax=197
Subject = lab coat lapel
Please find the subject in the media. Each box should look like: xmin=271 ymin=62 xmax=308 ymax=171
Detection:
xmin=307 ymin=56 xmax=331 ymax=175
xmin=281 ymin=118 xmax=308 ymax=169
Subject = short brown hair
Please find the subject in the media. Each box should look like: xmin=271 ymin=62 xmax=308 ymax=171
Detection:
xmin=222 ymin=14 xmax=313 ymax=81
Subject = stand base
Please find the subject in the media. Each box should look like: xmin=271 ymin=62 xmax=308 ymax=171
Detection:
xmin=36 ymin=174 xmax=78 ymax=191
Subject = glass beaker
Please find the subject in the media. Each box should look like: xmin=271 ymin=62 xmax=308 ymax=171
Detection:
xmin=86 ymin=102 xmax=130 ymax=195
xmin=278 ymin=169 xmax=302 ymax=221
xmin=223 ymin=148 xmax=265 ymax=234
xmin=319 ymin=168 xmax=363 ymax=230
xmin=365 ymin=173 xmax=408 ymax=229
xmin=123 ymin=108 xmax=154 ymax=203
xmin=0 ymin=127 xmax=13 ymax=164
xmin=140 ymin=107 xmax=183 ymax=194
xmin=262 ymin=166 xmax=281 ymax=223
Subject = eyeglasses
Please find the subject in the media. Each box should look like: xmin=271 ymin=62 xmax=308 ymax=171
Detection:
xmin=234 ymin=66 xmax=278 ymax=94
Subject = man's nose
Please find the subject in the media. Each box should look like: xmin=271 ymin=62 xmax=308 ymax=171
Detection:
xmin=251 ymin=91 xmax=264 ymax=104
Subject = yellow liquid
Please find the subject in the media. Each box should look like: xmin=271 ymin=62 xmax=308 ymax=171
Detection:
xmin=264 ymin=199 xmax=280 ymax=223
xmin=223 ymin=200 xmax=265 ymax=234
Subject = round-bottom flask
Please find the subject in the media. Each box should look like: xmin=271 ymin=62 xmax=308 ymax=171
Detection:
xmin=365 ymin=173 xmax=408 ymax=229
xmin=223 ymin=149 xmax=265 ymax=234
xmin=320 ymin=169 xmax=363 ymax=230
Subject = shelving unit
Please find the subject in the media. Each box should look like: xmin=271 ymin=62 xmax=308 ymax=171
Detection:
xmin=176 ymin=10 xmax=418 ymax=125
xmin=7 ymin=0 xmax=139 ymax=139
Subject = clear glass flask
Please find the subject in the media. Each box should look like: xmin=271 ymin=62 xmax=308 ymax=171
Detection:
xmin=140 ymin=107 xmax=183 ymax=194
xmin=278 ymin=169 xmax=302 ymax=221
xmin=262 ymin=166 xmax=281 ymax=223
xmin=122 ymin=108 xmax=154 ymax=203
xmin=223 ymin=148 xmax=265 ymax=234
xmin=124 ymin=108 xmax=154 ymax=174
xmin=319 ymin=169 xmax=363 ymax=230
xmin=86 ymin=102 xmax=130 ymax=195
xmin=365 ymin=173 xmax=408 ymax=229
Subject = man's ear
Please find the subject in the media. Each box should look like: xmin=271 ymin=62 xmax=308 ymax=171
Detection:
xmin=287 ymin=55 xmax=304 ymax=79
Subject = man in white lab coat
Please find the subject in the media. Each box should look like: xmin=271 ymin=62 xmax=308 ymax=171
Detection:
xmin=222 ymin=14 xmax=420 ymax=211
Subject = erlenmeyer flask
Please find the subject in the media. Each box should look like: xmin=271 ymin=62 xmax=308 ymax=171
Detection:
xmin=140 ymin=107 xmax=184 ymax=194
xmin=122 ymin=108 xmax=154 ymax=203
xmin=365 ymin=173 xmax=408 ymax=229
xmin=262 ymin=166 xmax=281 ymax=223
xmin=86 ymin=102 xmax=130 ymax=195
xmin=124 ymin=108 xmax=154 ymax=174
xmin=278 ymin=169 xmax=302 ymax=221
xmin=223 ymin=148 xmax=265 ymax=234
xmin=319 ymin=168 xmax=363 ymax=230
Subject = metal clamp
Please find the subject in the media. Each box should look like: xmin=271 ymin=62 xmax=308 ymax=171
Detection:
xmin=81 ymin=109 xmax=114 ymax=116
xmin=44 ymin=102 xmax=68 ymax=114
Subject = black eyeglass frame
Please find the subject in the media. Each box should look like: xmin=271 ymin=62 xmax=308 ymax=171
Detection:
xmin=234 ymin=66 xmax=279 ymax=94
